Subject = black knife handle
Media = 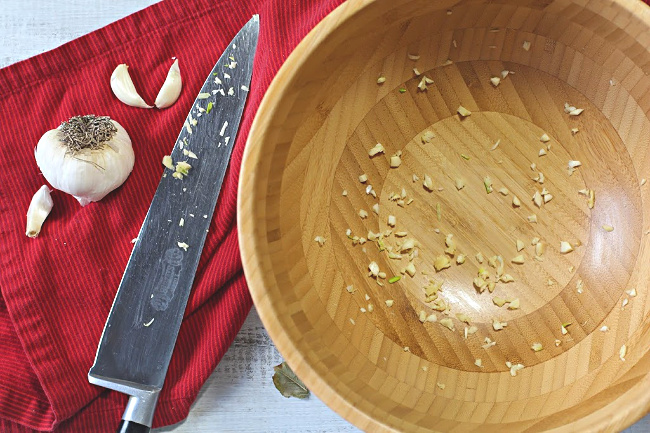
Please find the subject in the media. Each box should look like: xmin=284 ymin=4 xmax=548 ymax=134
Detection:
xmin=117 ymin=420 xmax=150 ymax=433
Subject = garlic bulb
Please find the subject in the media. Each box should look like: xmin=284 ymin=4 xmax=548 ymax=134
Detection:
xmin=155 ymin=59 xmax=182 ymax=109
xmin=111 ymin=64 xmax=152 ymax=108
xmin=26 ymin=185 xmax=53 ymax=238
xmin=35 ymin=115 xmax=135 ymax=206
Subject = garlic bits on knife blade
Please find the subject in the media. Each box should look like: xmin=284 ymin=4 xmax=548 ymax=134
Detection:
xmin=35 ymin=115 xmax=135 ymax=206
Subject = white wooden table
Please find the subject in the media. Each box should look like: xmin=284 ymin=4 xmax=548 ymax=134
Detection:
xmin=1 ymin=2 xmax=648 ymax=432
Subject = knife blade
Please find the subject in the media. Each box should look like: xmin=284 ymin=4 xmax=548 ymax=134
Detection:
xmin=88 ymin=16 xmax=259 ymax=433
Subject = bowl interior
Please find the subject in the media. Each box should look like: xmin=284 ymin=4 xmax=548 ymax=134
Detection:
xmin=240 ymin=0 xmax=650 ymax=431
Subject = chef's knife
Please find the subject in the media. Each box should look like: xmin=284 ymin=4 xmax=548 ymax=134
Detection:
xmin=89 ymin=16 xmax=259 ymax=433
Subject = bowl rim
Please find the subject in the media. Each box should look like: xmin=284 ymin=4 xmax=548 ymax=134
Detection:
xmin=238 ymin=0 xmax=650 ymax=431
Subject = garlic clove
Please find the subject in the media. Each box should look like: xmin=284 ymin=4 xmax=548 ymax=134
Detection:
xmin=110 ymin=64 xmax=153 ymax=108
xmin=26 ymin=185 xmax=54 ymax=238
xmin=155 ymin=59 xmax=182 ymax=109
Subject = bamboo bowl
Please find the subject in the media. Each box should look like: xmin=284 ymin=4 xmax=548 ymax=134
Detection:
xmin=238 ymin=0 xmax=650 ymax=431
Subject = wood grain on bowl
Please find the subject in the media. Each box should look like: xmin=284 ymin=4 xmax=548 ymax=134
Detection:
xmin=239 ymin=0 xmax=650 ymax=431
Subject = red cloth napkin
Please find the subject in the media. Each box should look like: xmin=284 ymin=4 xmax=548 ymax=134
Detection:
xmin=0 ymin=0 xmax=342 ymax=431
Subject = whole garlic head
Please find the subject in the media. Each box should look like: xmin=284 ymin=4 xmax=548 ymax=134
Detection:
xmin=35 ymin=115 xmax=135 ymax=206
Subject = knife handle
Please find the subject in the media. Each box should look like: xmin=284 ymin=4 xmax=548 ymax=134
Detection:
xmin=117 ymin=420 xmax=150 ymax=433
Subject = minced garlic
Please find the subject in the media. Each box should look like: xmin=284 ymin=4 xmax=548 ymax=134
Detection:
xmin=511 ymin=255 xmax=525 ymax=264
xmin=439 ymin=317 xmax=455 ymax=331
xmin=457 ymin=105 xmax=472 ymax=117
xmin=492 ymin=319 xmax=507 ymax=331
xmin=484 ymin=177 xmax=493 ymax=194
xmin=368 ymin=143 xmax=385 ymax=157
xmin=482 ymin=337 xmax=496 ymax=349
xmin=560 ymin=241 xmax=573 ymax=254
xmin=421 ymin=130 xmax=435 ymax=143
xmin=493 ymin=297 xmax=507 ymax=307
xmin=620 ymin=345 xmax=627 ymax=361
xmin=434 ymin=255 xmax=451 ymax=271
xmin=507 ymin=362 xmax=524 ymax=376
xmin=423 ymin=174 xmax=434 ymax=191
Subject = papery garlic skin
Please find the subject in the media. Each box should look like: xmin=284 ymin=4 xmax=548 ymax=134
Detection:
xmin=26 ymin=185 xmax=53 ymax=238
xmin=155 ymin=59 xmax=182 ymax=109
xmin=111 ymin=64 xmax=153 ymax=108
xmin=35 ymin=118 xmax=135 ymax=206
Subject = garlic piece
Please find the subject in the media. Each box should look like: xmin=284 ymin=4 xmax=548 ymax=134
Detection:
xmin=421 ymin=130 xmax=435 ymax=143
xmin=511 ymin=255 xmax=525 ymax=264
xmin=457 ymin=105 xmax=472 ymax=117
xmin=567 ymin=160 xmax=582 ymax=175
xmin=25 ymin=185 xmax=54 ymax=238
xmin=423 ymin=174 xmax=434 ymax=191
xmin=110 ymin=64 xmax=152 ymax=108
xmin=368 ymin=143 xmax=385 ymax=157
xmin=155 ymin=59 xmax=182 ymax=109
xmin=434 ymin=255 xmax=451 ymax=272
xmin=516 ymin=240 xmax=525 ymax=252
xmin=560 ymin=241 xmax=574 ymax=254
xmin=35 ymin=116 xmax=135 ymax=206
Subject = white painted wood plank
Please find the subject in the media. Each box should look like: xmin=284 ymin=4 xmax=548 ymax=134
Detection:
xmin=0 ymin=1 xmax=161 ymax=67
xmin=155 ymin=309 xmax=360 ymax=433
xmin=1 ymin=2 xmax=649 ymax=431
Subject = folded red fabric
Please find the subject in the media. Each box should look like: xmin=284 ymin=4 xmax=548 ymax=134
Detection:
xmin=0 ymin=0 xmax=342 ymax=431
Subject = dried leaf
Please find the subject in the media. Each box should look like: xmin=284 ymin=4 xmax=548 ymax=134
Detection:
xmin=273 ymin=362 xmax=310 ymax=399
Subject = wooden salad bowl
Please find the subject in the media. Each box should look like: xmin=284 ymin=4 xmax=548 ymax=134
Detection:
xmin=238 ymin=0 xmax=650 ymax=431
